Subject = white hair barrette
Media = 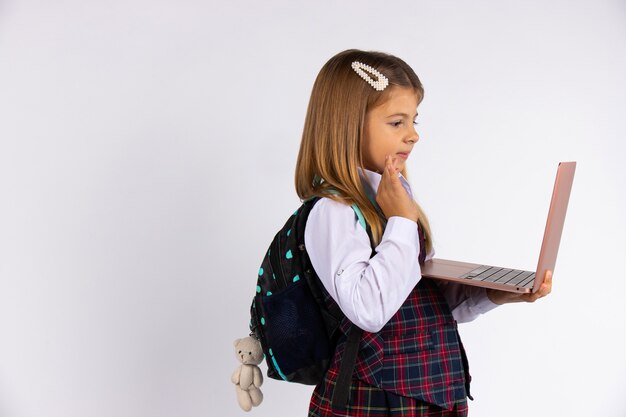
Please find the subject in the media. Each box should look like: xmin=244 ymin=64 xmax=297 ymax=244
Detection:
xmin=351 ymin=61 xmax=389 ymax=91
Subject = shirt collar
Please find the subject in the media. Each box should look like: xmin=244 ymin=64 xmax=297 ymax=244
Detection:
xmin=358 ymin=168 xmax=413 ymax=200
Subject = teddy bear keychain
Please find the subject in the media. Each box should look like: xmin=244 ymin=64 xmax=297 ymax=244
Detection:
xmin=231 ymin=336 xmax=264 ymax=411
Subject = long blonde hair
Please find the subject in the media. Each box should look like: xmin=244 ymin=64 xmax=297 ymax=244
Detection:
xmin=295 ymin=49 xmax=433 ymax=253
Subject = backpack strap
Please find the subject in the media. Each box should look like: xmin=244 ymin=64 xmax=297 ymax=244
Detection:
xmin=350 ymin=203 xmax=367 ymax=231
xmin=304 ymin=194 xmax=372 ymax=410
xmin=339 ymin=202 xmax=371 ymax=410
xmin=332 ymin=324 xmax=363 ymax=410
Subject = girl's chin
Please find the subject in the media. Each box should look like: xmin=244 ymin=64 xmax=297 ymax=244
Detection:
xmin=389 ymin=161 xmax=405 ymax=173
xmin=365 ymin=160 xmax=405 ymax=174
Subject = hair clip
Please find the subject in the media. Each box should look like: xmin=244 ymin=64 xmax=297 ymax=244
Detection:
xmin=351 ymin=61 xmax=389 ymax=91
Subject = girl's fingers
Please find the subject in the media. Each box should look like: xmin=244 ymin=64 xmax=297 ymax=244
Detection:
xmin=377 ymin=155 xmax=418 ymax=222
xmin=528 ymin=271 xmax=552 ymax=300
xmin=384 ymin=156 xmax=400 ymax=185
xmin=489 ymin=270 xmax=554 ymax=304
xmin=385 ymin=156 xmax=394 ymax=178
xmin=539 ymin=270 xmax=552 ymax=296
xmin=544 ymin=270 xmax=553 ymax=285
xmin=389 ymin=157 xmax=399 ymax=176
xmin=381 ymin=156 xmax=394 ymax=189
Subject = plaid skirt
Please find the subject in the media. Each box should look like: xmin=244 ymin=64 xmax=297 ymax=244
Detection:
xmin=309 ymin=367 xmax=469 ymax=417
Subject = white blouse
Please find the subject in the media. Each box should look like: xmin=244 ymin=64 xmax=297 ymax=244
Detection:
xmin=304 ymin=169 xmax=498 ymax=333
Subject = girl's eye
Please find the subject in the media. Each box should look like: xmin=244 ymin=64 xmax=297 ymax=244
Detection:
xmin=413 ymin=121 xmax=419 ymax=126
xmin=390 ymin=121 xmax=402 ymax=127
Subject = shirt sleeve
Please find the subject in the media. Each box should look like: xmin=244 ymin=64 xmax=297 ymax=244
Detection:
xmin=304 ymin=198 xmax=422 ymax=333
xmin=407 ymin=235 xmax=499 ymax=322
xmin=435 ymin=281 xmax=500 ymax=323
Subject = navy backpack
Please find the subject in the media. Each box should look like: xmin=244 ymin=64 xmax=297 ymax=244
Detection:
xmin=249 ymin=197 xmax=371 ymax=408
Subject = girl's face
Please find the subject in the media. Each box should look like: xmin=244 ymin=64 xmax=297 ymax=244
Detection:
xmin=362 ymin=87 xmax=420 ymax=173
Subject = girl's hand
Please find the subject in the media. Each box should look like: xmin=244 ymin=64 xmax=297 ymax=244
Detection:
xmin=486 ymin=270 xmax=553 ymax=305
xmin=375 ymin=155 xmax=420 ymax=222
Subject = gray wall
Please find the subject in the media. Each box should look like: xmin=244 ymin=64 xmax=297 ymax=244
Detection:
xmin=1 ymin=0 xmax=625 ymax=416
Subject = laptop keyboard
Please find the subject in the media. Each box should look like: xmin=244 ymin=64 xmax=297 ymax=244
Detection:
xmin=461 ymin=266 xmax=536 ymax=288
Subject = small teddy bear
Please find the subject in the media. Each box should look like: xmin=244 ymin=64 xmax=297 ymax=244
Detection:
xmin=231 ymin=336 xmax=264 ymax=411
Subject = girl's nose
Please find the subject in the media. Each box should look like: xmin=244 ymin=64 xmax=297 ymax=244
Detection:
xmin=406 ymin=128 xmax=419 ymax=144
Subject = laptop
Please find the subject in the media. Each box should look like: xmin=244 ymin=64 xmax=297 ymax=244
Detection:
xmin=421 ymin=161 xmax=576 ymax=294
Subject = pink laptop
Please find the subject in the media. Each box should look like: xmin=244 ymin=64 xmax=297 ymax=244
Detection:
xmin=421 ymin=162 xmax=576 ymax=294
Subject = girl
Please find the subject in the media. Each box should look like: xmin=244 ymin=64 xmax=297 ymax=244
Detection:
xmin=294 ymin=49 xmax=552 ymax=417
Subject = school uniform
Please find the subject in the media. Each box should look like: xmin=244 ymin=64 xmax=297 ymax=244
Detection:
xmin=305 ymin=170 xmax=498 ymax=416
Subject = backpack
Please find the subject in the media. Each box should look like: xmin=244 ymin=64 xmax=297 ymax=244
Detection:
xmin=249 ymin=197 xmax=370 ymax=407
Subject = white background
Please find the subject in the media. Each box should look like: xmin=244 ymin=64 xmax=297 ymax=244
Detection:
xmin=1 ymin=1 xmax=625 ymax=416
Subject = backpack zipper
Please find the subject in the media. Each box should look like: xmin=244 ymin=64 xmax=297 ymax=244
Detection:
xmin=271 ymin=232 xmax=288 ymax=288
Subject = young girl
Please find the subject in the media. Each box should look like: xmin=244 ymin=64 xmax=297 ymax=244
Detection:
xmin=294 ymin=49 xmax=552 ymax=417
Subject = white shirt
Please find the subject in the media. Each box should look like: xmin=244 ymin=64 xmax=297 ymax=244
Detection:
xmin=304 ymin=169 xmax=498 ymax=333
